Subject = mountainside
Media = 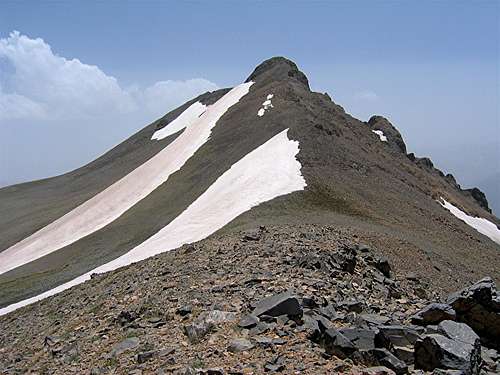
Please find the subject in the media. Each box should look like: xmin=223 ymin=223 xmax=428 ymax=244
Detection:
xmin=0 ymin=57 xmax=499 ymax=374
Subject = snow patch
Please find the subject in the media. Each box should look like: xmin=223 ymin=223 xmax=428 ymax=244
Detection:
xmin=257 ymin=93 xmax=274 ymax=117
xmin=372 ymin=129 xmax=387 ymax=142
xmin=0 ymin=82 xmax=253 ymax=276
xmin=151 ymin=102 xmax=206 ymax=140
xmin=0 ymin=129 xmax=306 ymax=315
xmin=440 ymin=198 xmax=500 ymax=245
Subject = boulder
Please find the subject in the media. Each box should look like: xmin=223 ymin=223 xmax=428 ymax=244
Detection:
xmin=414 ymin=333 xmax=480 ymax=374
xmin=411 ymin=303 xmax=456 ymax=325
xmin=252 ymin=292 xmax=302 ymax=318
xmin=370 ymin=348 xmax=408 ymax=374
xmin=374 ymin=257 xmax=391 ymax=278
xmin=447 ymin=277 xmax=500 ymax=348
xmin=375 ymin=325 xmax=423 ymax=348
xmin=321 ymin=328 xmax=357 ymax=358
xmin=339 ymin=328 xmax=377 ymax=350
xmin=437 ymin=320 xmax=481 ymax=347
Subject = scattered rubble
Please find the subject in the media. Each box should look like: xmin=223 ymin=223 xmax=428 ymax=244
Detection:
xmin=0 ymin=225 xmax=498 ymax=374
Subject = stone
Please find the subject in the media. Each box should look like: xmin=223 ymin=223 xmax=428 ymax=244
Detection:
xmin=437 ymin=320 xmax=480 ymax=346
xmin=412 ymin=303 xmax=456 ymax=325
xmin=369 ymin=348 xmax=408 ymax=375
xmin=334 ymin=250 xmax=357 ymax=273
xmin=228 ymin=338 xmax=254 ymax=353
xmin=249 ymin=321 xmax=271 ymax=336
xmin=263 ymin=355 xmax=285 ymax=372
xmin=414 ymin=333 xmax=480 ymax=374
xmin=176 ymin=305 xmax=192 ymax=316
xmin=184 ymin=310 xmax=236 ymax=343
xmin=238 ymin=314 xmax=259 ymax=328
xmin=392 ymin=346 xmax=414 ymax=365
xmin=360 ymin=314 xmax=391 ymax=327
xmin=321 ymin=328 xmax=356 ymax=358
xmin=362 ymin=366 xmax=396 ymax=375
xmin=375 ymin=325 xmax=423 ymax=348
xmin=242 ymin=229 xmax=261 ymax=241
xmin=137 ymin=350 xmax=156 ymax=364
xmin=116 ymin=310 xmax=139 ymax=326
xmin=375 ymin=257 xmax=391 ymax=278
xmin=339 ymin=327 xmax=377 ymax=350
xmin=111 ymin=337 xmax=139 ymax=357
xmin=318 ymin=304 xmax=337 ymax=320
xmin=447 ymin=277 xmax=500 ymax=348
xmin=252 ymin=292 xmax=302 ymax=318
xmin=341 ymin=300 xmax=364 ymax=313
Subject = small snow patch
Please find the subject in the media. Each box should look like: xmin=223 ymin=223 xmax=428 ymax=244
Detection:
xmin=257 ymin=94 xmax=274 ymax=117
xmin=151 ymin=102 xmax=206 ymax=140
xmin=372 ymin=129 xmax=387 ymax=142
xmin=440 ymin=198 xmax=500 ymax=245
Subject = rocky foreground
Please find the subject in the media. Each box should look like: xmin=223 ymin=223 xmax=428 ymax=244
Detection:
xmin=0 ymin=225 xmax=498 ymax=374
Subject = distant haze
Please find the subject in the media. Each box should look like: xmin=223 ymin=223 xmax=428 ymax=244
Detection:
xmin=0 ymin=1 xmax=498 ymax=213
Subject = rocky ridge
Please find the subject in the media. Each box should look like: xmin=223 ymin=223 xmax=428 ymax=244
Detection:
xmin=1 ymin=225 xmax=498 ymax=374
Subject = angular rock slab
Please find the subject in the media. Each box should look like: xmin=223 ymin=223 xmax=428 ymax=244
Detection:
xmin=252 ymin=292 xmax=302 ymax=318
xmin=414 ymin=333 xmax=480 ymax=375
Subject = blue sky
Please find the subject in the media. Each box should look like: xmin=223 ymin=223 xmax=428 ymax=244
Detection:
xmin=0 ymin=1 xmax=499 ymax=210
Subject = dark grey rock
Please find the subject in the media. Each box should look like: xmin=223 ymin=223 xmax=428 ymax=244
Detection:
xmin=321 ymin=328 xmax=357 ymax=358
xmin=248 ymin=321 xmax=271 ymax=336
xmin=392 ymin=346 xmax=414 ymax=365
xmin=414 ymin=333 xmax=480 ymax=374
xmin=360 ymin=314 xmax=391 ymax=327
xmin=437 ymin=320 xmax=480 ymax=346
xmin=339 ymin=327 xmax=377 ymax=350
xmin=252 ymin=292 xmax=302 ymax=318
xmin=318 ymin=304 xmax=338 ymax=320
xmin=375 ymin=325 xmax=423 ymax=348
xmin=340 ymin=300 xmax=364 ymax=313
xmin=137 ymin=350 xmax=156 ymax=363
xmin=447 ymin=277 xmax=500 ymax=348
xmin=374 ymin=257 xmax=391 ymax=278
xmin=412 ymin=303 xmax=456 ymax=325
xmin=238 ymin=314 xmax=259 ymax=328
xmin=242 ymin=229 xmax=261 ymax=241
xmin=370 ymin=348 xmax=408 ymax=374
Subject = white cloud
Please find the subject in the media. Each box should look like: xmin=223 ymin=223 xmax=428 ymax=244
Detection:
xmin=354 ymin=90 xmax=379 ymax=101
xmin=0 ymin=31 xmax=218 ymax=121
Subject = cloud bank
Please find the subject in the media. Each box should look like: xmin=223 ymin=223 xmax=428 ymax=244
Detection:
xmin=0 ymin=31 xmax=218 ymax=121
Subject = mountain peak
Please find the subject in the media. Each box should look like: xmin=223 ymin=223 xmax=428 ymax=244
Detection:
xmin=245 ymin=56 xmax=310 ymax=89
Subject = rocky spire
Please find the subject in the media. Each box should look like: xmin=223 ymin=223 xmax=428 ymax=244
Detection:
xmin=245 ymin=56 xmax=310 ymax=89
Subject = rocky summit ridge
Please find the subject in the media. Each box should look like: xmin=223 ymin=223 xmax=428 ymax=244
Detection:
xmin=0 ymin=57 xmax=499 ymax=374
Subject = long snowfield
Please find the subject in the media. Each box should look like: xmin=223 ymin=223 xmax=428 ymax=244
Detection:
xmin=0 ymin=129 xmax=306 ymax=315
xmin=440 ymin=198 xmax=500 ymax=245
xmin=0 ymin=82 xmax=253 ymax=276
